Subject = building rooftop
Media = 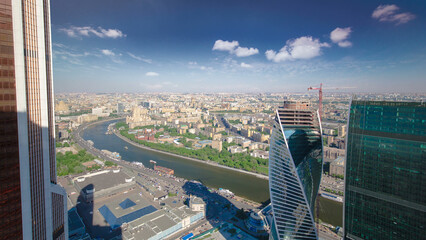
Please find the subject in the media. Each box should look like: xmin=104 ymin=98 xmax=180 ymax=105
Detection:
xmin=191 ymin=197 xmax=205 ymax=205
xmin=98 ymin=193 xmax=157 ymax=229
xmin=123 ymin=196 xmax=203 ymax=240
xmin=332 ymin=156 xmax=345 ymax=166
xmin=73 ymin=170 xmax=133 ymax=193
xmin=68 ymin=208 xmax=85 ymax=235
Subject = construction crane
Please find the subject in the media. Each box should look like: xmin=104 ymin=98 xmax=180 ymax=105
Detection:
xmin=308 ymin=83 xmax=355 ymax=120
xmin=308 ymin=83 xmax=354 ymax=237
xmin=307 ymin=83 xmax=323 ymax=119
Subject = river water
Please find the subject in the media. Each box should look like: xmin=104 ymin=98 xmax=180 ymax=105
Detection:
xmin=82 ymin=120 xmax=342 ymax=226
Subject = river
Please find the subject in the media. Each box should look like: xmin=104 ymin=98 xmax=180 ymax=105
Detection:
xmin=81 ymin=120 xmax=342 ymax=226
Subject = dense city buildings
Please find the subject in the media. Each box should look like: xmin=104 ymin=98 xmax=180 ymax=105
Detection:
xmin=268 ymin=101 xmax=323 ymax=239
xmin=51 ymin=91 xmax=425 ymax=239
xmin=0 ymin=0 xmax=67 ymax=239
xmin=344 ymin=99 xmax=426 ymax=240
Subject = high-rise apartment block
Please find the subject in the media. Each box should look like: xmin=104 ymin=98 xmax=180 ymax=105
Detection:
xmin=344 ymin=100 xmax=425 ymax=239
xmin=0 ymin=0 xmax=68 ymax=239
xmin=269 ymin=101 xmax=323 ymax=239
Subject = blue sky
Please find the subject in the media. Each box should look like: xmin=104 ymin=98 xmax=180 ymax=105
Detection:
xmin=51 ymin=0 xmax=426 ymax=93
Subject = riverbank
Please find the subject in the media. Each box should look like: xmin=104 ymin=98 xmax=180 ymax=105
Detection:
xmin=112 ymin=128 xmax=269 ymax=180
xmin=79 ymin=120 xmax=343 ymax=225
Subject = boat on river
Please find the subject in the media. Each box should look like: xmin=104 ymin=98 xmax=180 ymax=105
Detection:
xmin=321 ymin=193 xmax=343 ymax=202
xmin=150 ymin=160 xmax=157 ymax=164
xmin=124 ymin=146 xmax=128 ymax=150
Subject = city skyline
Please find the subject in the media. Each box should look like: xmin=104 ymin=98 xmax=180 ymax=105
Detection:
xmin=51 ymin=0 xmax=426 ymax=93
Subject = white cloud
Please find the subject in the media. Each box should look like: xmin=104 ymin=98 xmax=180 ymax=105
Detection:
xmin=338 ymin=41 xmax=352 ymax=48
xmin=100 ymin=29 xmax=124 ymax=38
xmin=101 ymin=49 xmax=115 ymax=56
xmin=266 ymin=49 xmax=291 ymax=62
xmin=265 ymin=36 xmax=329 ymax=62
xmin=330 ymin=27 xmax=352 ymax=48
xmin=240 ymin=62 xmax=253 ymax=68
xmin=188 ymin=61 xmax=213 ymax=71
xmin=372 ymin=5 xmax=415 ymax=25
xmin=146 ymin=72 xmax=159 ymax=77
xmin=330 ymin=27 xmax=351 ymax=43
xmin=212 ymin=40 xmax=239 ymax=52
xmin=127 ymin=52 xmax=152 ymax=63
xmin=212 ymin=39 xmax=259 ymax=57
xmin=234 ymin=47 xmax=259 ymax=57
xmin=60 ymin=26 xmax=126 ymax=39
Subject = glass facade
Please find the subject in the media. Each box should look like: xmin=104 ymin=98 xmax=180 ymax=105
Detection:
xmin=269 ymin=101 xmax=323 ymax=239
xmin=344 ymin=100 xmax=426 ymax=240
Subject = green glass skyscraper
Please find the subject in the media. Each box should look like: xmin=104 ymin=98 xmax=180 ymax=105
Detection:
xmin=344 ymin=99 xmax=426 ymax=240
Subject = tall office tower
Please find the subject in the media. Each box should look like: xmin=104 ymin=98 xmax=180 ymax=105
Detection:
xmin=0 ymin=0 xmax=68 ymax=239
xmin=344 ymin=100 xmax=426 ymax=240
xmin=269 ymin=101 xmax=323 ymax=239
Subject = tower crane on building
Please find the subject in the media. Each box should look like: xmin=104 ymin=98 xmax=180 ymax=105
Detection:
xmin=308 ymin=83 xmax=323 ymax=120
xmin=308 ymin=83 xmax=355 ymax=120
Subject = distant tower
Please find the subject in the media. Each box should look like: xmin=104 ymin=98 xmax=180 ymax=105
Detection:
xmin=344 ymin=99 xmax=426 ymax=240
xmin=0 ymin=0 xmax=68 ymax=239
xmin=268 ymin=101 xmax=323 ymax=239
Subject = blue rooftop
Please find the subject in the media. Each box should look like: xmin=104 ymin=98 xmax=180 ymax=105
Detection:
xmin=119 ymin=198 xmax=136 ymax=209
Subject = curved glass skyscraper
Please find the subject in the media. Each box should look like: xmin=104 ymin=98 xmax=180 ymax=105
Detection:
xmin=269 ymin=101 xmax=323 ymax=240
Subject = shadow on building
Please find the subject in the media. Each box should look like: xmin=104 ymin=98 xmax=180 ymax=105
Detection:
xmin=74 ymin=184 xmax=122 ymax=239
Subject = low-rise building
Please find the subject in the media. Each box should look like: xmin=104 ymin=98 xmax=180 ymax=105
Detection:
xmin=323 ymin=146 xmax=345 ymax=160
xmin=330 ymin=156 xmax=345 ymax=176
xmin=228 ymin=145 xmax=247 ymax=154
xmin=241 ymin=128 xmax=253 ymax=138
xmin=189 ymin=196 xmax=206 ymax=215
xmin=212 ymin=140 xmax=222 ymax=152
xmin=77 ymin=114 xmax=98 ymax=124
xmin=197 ymin=140 xmax=212 ymax=148
xmin=210 ymin=133 xmax=222 ymax=140
xmin=252 ymin=132 xmax=269 ymax=143
xmin=250 ymin=150 xmax=269 ymax=159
